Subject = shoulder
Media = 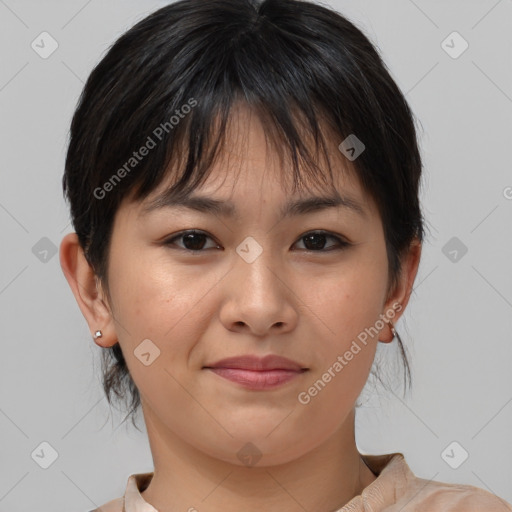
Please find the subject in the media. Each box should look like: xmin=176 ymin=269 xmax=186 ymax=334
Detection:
xmin=404 ymin=476 xmax=512 ymax=511
xmin=361 ymin=452 xmax=512 ymax=511
xmin=88 ymin=496 xmax=124 ymax=512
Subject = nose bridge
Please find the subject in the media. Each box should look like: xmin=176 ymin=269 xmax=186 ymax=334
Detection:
xmin=222 ymin=235 xmax=294 ymax=335
xmin=234 ymin=234 xmax=280 ymax=299
xmin=216 ymin=197 xmax=299 ymax=334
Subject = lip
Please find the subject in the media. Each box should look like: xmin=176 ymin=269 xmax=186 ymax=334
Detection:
xmin=203 ymin=355 xmax=309 ymax=391
xmin=204 ymin=354 xmax=307 ymax=372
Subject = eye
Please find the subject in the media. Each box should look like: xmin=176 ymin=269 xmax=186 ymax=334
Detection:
xmin=163 ymin=230 xmax=220 ymax=252
xmin=293 ymin=230 xmax=351 ymax=252
xmin=162 ymin=229 xmax=350 ymax=253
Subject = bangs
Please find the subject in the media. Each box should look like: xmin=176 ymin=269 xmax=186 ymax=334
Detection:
xmin=110 ymin=22 xmax=362 ymax=208
xmin=127 ymin=98 xmax=348 ymax=209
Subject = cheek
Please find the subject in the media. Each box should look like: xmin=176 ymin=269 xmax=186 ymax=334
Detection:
xmin=302 ymin=257 xmax=387 ymax=342
xmin=294 ymin=273 xmax=385 ymax=421
xmin=295 ymin=256 xmax=388 ymax=403
xmin=109 ymin=250 xmax=198 ymax=328
xmin=107 ymin=252 xmax=222 ymax=372
xmin=106 ymin=261 xmax=208 ymax=407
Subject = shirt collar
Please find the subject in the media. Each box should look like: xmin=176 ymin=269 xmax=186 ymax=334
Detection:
xmin=335 ymin=452 xmax=413 ymax=511
xmin=124 ymin=472 xmax=158 ymax=512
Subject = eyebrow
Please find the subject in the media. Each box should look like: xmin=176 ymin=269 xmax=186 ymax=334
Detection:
xmin=139 ymin=189 xmax=368 ymax=220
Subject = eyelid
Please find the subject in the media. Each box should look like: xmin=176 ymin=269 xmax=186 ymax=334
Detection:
xmin=294 ymin=230 xmax=351 ymax=251
xmin=163 ymin=229 xmax=221 ymax=251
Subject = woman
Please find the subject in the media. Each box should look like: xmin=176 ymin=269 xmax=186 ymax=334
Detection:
xmin=59 ymin=0 xmax=512 ymax=510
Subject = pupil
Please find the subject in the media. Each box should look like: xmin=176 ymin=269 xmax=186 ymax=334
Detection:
xmin=184 ymin=233 xmax=205 ymax=250
xmin=305 ymin=233 xmax=326 ymax=250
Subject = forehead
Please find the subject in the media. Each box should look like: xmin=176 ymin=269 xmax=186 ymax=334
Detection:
xmin=211 ymin=101 xmax=360 ymax=188
xmin=129 ymin=101 xmax=377 ymax=219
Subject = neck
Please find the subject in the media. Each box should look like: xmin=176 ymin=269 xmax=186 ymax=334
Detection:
xmin=140 ymin=403 xmax=377 ymax=512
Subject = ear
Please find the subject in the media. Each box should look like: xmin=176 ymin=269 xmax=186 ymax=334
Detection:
xmin=59 ymin=232 xmax=117 ymax=348
xmin=379 ymin=237 xmax=422 ymax=343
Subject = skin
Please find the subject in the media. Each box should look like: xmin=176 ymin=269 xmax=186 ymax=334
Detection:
xmin=60 ymin=103 xmax=421 ymax=512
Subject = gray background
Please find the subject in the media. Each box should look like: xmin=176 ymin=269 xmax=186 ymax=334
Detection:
xmin=1 ymin=0 xmax=511 ymax=510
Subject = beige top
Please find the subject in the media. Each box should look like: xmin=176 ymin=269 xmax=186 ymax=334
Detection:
xmin=92 ymin=452 xmax=512 ymax=512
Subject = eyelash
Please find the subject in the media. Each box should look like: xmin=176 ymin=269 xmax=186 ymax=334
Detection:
xmin=162 ymin=229 xmax=351 ymax=253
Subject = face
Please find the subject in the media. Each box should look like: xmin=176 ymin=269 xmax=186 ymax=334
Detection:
xmin=66 ymin=105 xmax=416 ymax=467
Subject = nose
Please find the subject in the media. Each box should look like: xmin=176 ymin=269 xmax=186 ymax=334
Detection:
xmin=218 ymin=242 xmax=298 ymax=337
